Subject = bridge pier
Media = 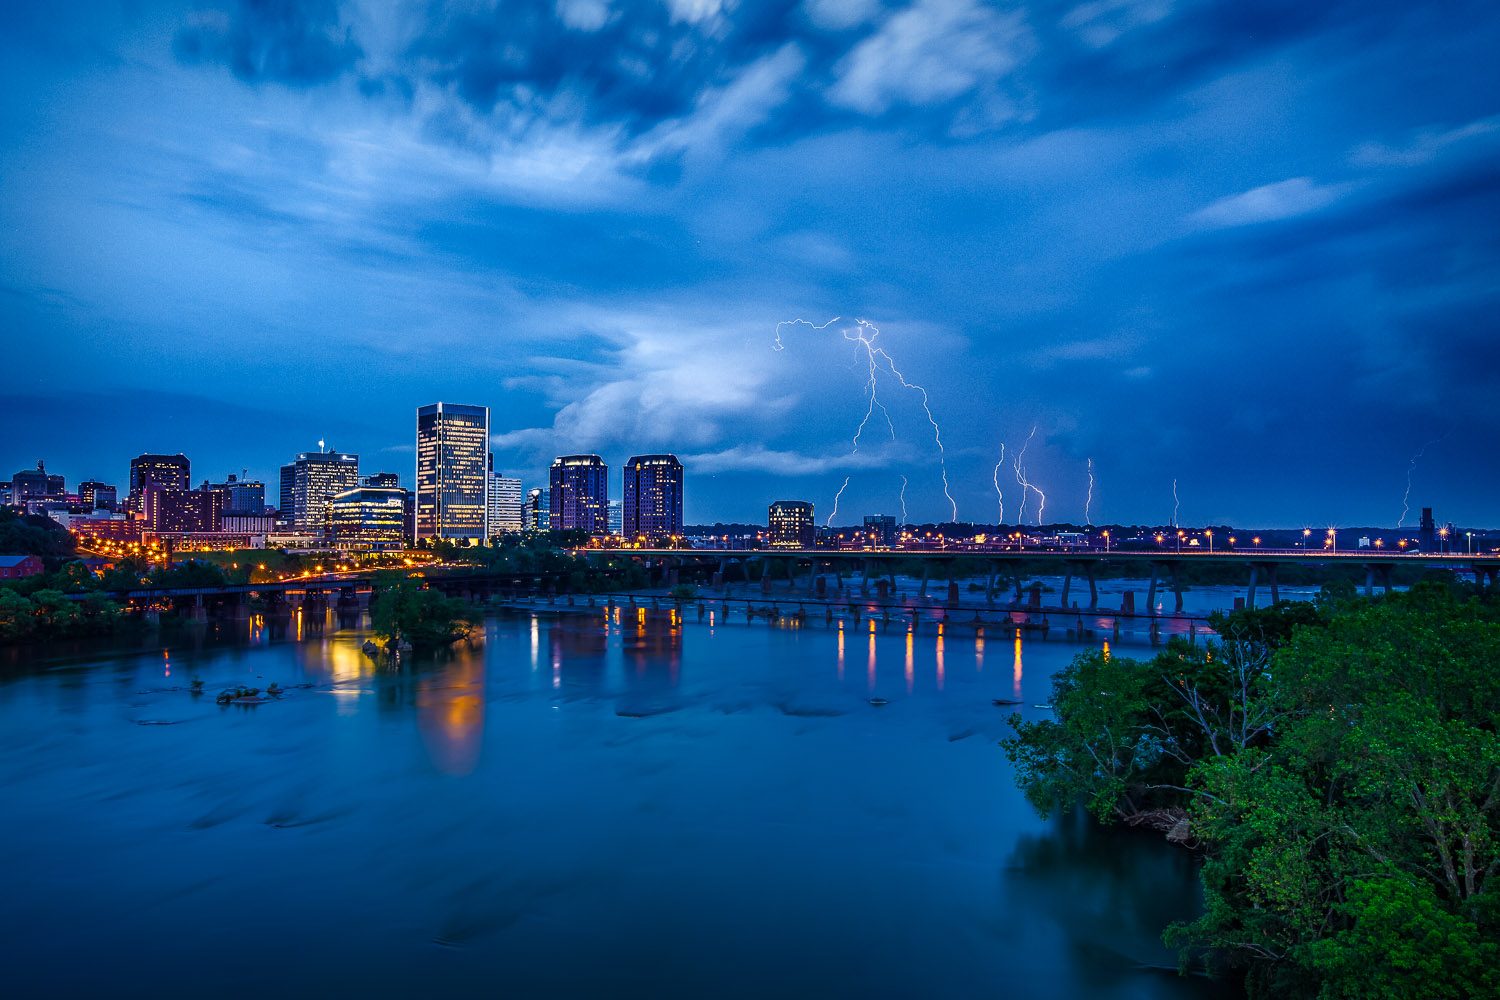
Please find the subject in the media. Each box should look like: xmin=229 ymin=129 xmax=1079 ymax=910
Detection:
xmin=1147 ymin=563 xmax=1159 ymax=615
xmin=918 ymin=561 xmax=930 ymax=600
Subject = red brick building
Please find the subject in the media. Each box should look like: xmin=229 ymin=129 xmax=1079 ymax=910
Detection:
xmin=0 ymin=554 xmax=45 ymax=579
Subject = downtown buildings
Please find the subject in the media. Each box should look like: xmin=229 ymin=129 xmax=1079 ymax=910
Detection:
xmin=487 ymin=457 xmax=523 ymax=535
xmin=280 ymin=448 xmax=359 ymax=539
xmin=622 ymin=454 xmax=683 ymax=544
xmin=768 ymin=500 xmax=816 ymax=548
xmin=548 ymin=455 xmax=608 ymax=534
xmin=416 ymin=402 xmax=489 ymax=541
xmin=128 ymin=454 xmax=189 ymax=513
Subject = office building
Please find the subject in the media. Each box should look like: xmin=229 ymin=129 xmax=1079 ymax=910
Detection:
xmin=203 ymin=474 xmax=265 ymax=516
xmin=128 ymin=454 xmax=189 ymax=513
xmin=416 ymin=402 xmax=489 ymax=541
xmin=524 ymin=488 xmax=549 ymax=530
xmin=11 ymin=462 xmax=65 ymax=506
xmin=486 ymin=458 xmax=523 ymax=536
xmin=622 ymin=454 xmax=683 ymax=544
xmin=143 ymin=481 xmax=222 ymax=534
xmin=1419 ymin=507 xmax=1436 ymax=552
xmin=280 ymin=449 xmax=359 ymax=538
xmin=549 ymin=455 xmax=608 ymax=534
xmin=607 ymin=500 xmax=622 ymax=536
xmin=768 ymin=500 xmax=815 ymax=548
xmin=331 ymin=487 xmax=407 ymax=550
xmin=363 ymin=472 xmax=413 ymax=544
xmin=863 ymin=514 xmax=897 ymax=546
xmin=77 ymin=480 xmax=117 ymax=511
xmin=279 ymin=464 xmax=295 ymax=518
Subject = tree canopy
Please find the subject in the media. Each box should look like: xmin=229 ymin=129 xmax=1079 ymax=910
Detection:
xmin=1002 ymin=585 xmax=1500 ymax=998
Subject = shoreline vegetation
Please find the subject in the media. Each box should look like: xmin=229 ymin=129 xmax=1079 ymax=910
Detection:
xmin=1001 ymin=582 xmax=1500 ymax=997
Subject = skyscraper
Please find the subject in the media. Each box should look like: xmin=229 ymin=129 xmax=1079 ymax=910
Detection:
xmin=280 ymin=449 xmax=359 ymax=537
xmin=769 ymin=500 xmax=815 ymax=548
xmin=77 ymin=480 xmax=117 ymax=511
xmin=128 ymin=454 xmax=189 ymax=513
xmin=524 ymin=488 xmax=549 ymax=530
xmin=548 ymin=455 xmax=608 ymax=534
xmin=416 ymin=402 xmax=489 ymax=540
xmin=486 ymin=456 xmax=523 ymax=536
xmin=622 ymin=454 xmax=683 ymax=543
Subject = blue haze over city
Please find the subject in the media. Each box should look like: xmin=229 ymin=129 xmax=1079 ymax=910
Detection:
xmin=3 ymin=1 xmax=1498 ymax=528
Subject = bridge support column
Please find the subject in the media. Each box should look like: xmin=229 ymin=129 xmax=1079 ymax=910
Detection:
xmin=1061 ymin=566 xmax=1073 ymax=609
xmin=861 ymin=560 xmax=872 ymax=597
xmin=1268 ymin=563 xmax=1280 ymax=604
xmin=1147 ymin=563 xmax=1159 ymax=616
xmin=1170 ymin=563 xmax=1184 ymax=614
xmin=918 ymin=561 xmax=930 ymax=600
xmin=1247 ymin=563 xmax=1259 ymax=608
xmin=1085 ymin=562 xmax=1098 ymax=609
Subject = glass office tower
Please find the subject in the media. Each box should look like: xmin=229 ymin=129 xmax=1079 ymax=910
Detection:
xmin=416 ymin=403 xmax=489 ymax=541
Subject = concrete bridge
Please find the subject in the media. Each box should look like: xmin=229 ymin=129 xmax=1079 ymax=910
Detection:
xmin=585 ymin=548 xmax=1500 ymax=614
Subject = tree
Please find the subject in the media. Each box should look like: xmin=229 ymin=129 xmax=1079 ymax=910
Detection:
xmin=370 ymin=576 xmax=475 ymax=647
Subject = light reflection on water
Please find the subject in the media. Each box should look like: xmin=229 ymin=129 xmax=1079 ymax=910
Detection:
xmin=0 ymin=611 xmax=1234 ymax=999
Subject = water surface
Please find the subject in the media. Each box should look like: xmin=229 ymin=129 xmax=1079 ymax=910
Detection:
xmin=1 ymin=611 xmax=1233 ymax=998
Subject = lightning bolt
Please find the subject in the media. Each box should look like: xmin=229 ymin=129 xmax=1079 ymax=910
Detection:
xmin=1397 ymin=431 xmax=1450 ymax=527
xmin=1012 ymin=426 xmax=1046 ymax=526
xmin=991 ymin=444 xmax=1005 ymax=526
xmin=1171 ymin=478 xmax=1180 ymax=528
xmin=776 ymin=316 xmax=957 ymax=523
xmin=899 ymin=475 xmax=909 ymax=526
xmin=1085 ymin=458 xmax=1094 ymax=526
xmin=828 ymin=476 xmax=850 ymax=527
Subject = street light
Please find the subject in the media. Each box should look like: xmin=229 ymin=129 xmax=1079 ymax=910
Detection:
xmin=1303 ymin=528 xmax=1311 ymax=551
xmin=1468 ymin=531 xmax=1474 ymax=555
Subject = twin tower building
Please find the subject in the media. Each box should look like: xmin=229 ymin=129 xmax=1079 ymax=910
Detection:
xmin=416 ymin=402 xmax=684 ymax=545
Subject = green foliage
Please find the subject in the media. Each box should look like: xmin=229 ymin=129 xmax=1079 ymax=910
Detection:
xmin=1005 ymin=587 xmax=1500 ymax=997
xmin=0 ymin=505 xmax=77 ymax=564
xmin=370 ymin=576 xmax=475 ymax=647
xmin=669 ymin=584 xmax=696 ymax=600
xmin=0 ymin=585 xmax=128 ymax=644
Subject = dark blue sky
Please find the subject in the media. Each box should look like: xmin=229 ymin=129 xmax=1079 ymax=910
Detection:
xmin=3 ymin=1 xmax=1497 ymax=528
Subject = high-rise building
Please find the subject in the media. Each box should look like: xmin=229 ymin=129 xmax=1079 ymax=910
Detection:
xmin=1419 ymin=507 xmax=1436 ymax=552
xmin=768 ymin=500 xmax=815 ymax=548
xmin=863 ymin=514 xmax=897 ymax=546
xmin=416 ymin=403 xmax=489 ymax=541
xmin=203 ymin=474 xmax=266 ymax=516
xmin=622 ymin=454 xmax=683 ymax=544
xmin=331 ymin=487 xmax=407 ymax=550
xmin=11 ymin=461 xmax=65 ymax=506
xmin=77 ymin=480 xmax=117 ymax=511
xmin=524 ymin=488 xmax=549 ymax=530
xmin=548 ymin=455 xmax=608 ymax=534
xmin=280 ymin=449 xmax=359 ymax=537
xmin=279 ymin=464 xmax=295 ymax=518
xmin=486 ymin=457 xmax=523 ymax=536
xmin=362 ymin=473 xmax=412 ymax=544
xmin=129 ymin=454 xmax=189 ymax=513
xmin=143 ymin=481 xmax=222 ymax=533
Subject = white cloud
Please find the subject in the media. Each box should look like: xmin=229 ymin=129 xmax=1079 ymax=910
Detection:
xmin=827 ymin=0 xmax=1029 ymax=116
xmin=1190 ymin=177 xmax=1345 ymax=229
xmin=1059 ymin=0 xmax=1172 ymax=49
xmin=630 ymin=44 xmax=805 ymax=166
xmin=1350 ymin=116 xmax=1500 ymax=168
xmin=555 ymin=0 xmax=614 ymax=32
xmin=679 ymin=444 xmax=891 ymax=475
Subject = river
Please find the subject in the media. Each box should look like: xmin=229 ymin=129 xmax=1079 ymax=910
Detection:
xmin=1 ymin=608 xmax=1238 ymax=998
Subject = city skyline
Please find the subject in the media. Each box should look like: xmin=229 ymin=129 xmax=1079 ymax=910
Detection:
xmin=2 ymin=4 xmax=1497 ymax=527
